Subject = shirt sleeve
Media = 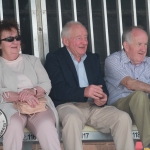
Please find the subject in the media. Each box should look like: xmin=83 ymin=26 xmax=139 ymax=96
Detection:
xmin=105 ymin=55 xmax=129 ymax=88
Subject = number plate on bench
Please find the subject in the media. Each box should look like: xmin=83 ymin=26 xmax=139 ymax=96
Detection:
xmin=81 ymin=130 xmax=140 ymax=141
xmin=132 ymin=131 xmax=140 ymax=139
xmin=82 ymin=132 xmax=113 ymax=141
xmin=0 ymin=132 xmax=38 ymax=142
xmin=23 ymin=133 xmax=37 ymax=141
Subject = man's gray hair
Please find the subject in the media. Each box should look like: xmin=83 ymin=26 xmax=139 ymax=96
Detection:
xmin=122 ymin=26 xmax=146 ymax=44
xmin=61 ymin=21 xmax=86 ymax=39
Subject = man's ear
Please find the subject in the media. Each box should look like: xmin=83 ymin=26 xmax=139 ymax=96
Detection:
xmin=123 ymin=41 xmax=129 ymax=52
xmin=62 ymin=37 xmax=69 ymax=46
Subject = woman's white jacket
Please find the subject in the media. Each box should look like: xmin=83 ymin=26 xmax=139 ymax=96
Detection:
xmin=0 ymin=54 xmax=59 ymax=131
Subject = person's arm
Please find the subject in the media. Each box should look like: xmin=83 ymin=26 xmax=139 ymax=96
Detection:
xmin=84 ymin=53 xmax=108 ymax=106
xmin=19 ymin=56 xmax=51 ymax=106
xmin=29 ymin=56 xmax=51 ymax=97
xmin=3 ymin=90 xmax=38 ymax=107
xmin=105 ymin=54 xmax=150 ymax=93
xmin=121 ymin=76 xmax=150 ymax=93
xmin=93 ymin=92 xmax=107 ymax=106
xmin=105 ymin=54 xmax=130 ymax=88
xmin=19 ymin=86 xmax=45 ymax=100
xmin=45 ymin=53 xmax=86 ymax=102
xmin=2 ymin=91 xmax=19 ymax=102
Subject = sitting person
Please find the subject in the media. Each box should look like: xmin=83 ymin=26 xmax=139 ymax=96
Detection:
xmin=105 ymin=26 xmax=150 ymax=149
xmin=0 ymin=19 xmax=61 ymax=150
xmin=45 ymin=20 xmax=134 ymax=150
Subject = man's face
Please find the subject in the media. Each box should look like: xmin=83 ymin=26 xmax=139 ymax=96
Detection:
xmin=124 ymin=28 xmax=148 ymax=65
xmin=63 ymin=24 xmax=88 ymax=61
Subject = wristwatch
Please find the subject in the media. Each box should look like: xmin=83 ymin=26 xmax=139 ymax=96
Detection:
xmin=33 ymin=87 xmax=37 ymax=95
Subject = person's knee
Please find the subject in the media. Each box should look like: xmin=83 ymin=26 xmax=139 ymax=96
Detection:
xmin=118 ymin=111 xmax=132 ymax=126
xmin=36 ymin=122 xmax=57 ymax=137
xmin=133 ymin=91 xmax=147 ymax=99
xmin=131 ymin=91 xmax=149 ymax=105
xmin=38 ymin=119 xmax=55 ymax=130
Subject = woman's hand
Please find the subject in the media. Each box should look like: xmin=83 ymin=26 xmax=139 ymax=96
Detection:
xmin=35 ymin=86 xmax=45 ymax=98
xmin=19 ymin=89 xmax=36 ymax=101
xmin=19 ymin=89 xmax=40 ymax=107
xmin=19 ymin=87 xmax=46 ymax=100
xmin=2 ymin=91 xmax=19 ymax=102
xmin=23 ymin=95 xmax=39 ymax=107
xmin=18 ymin=87 xmax=46 ymax=107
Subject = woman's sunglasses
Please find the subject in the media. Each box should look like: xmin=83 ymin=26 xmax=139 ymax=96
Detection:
xmin=0 ymin=35 xmax=21 ymax=42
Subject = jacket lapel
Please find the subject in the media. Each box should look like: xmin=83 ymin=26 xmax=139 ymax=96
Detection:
xmin=84 ymin=55 xmax=93 ymax=85
xmin=62 ymin=47 xmax=79 ymax=85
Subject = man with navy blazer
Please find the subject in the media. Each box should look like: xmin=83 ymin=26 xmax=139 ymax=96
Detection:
xmin=45 ymin=21 xmax=134 ymax=150
xmin=46 ymin=46 xmax=107 ymax=107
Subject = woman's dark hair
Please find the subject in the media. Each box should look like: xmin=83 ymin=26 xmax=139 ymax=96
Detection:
xmin=0 ymin=19 xmax=20 ymax=43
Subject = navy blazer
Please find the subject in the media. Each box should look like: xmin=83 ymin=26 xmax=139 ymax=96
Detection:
xmin=45 ymin=46 xmax=108 ymax=106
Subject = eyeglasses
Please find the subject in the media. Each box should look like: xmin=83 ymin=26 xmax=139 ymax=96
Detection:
xmin=0 ymin=35 xmax=21 ymax=42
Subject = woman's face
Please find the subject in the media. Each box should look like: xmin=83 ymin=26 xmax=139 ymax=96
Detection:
xmin=0 ymin=28 xmax=21 ymax=60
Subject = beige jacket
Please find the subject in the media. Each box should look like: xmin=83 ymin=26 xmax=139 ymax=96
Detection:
xmin=0 ymin=54 xmax=59 ymax=129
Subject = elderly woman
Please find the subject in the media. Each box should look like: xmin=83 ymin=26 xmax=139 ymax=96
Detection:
xmin=0 ymin=19 xmax=61 ymax=150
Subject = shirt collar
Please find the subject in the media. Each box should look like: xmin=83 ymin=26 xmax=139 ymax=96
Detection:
xmin=67 ymin=49 xmax=87 ymax=62
xmin=120 ymin=50 xmax=131 ymax=63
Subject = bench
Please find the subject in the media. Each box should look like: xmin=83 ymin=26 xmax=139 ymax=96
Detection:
xmin=0 ymin=125 xmax=140 ymax=150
